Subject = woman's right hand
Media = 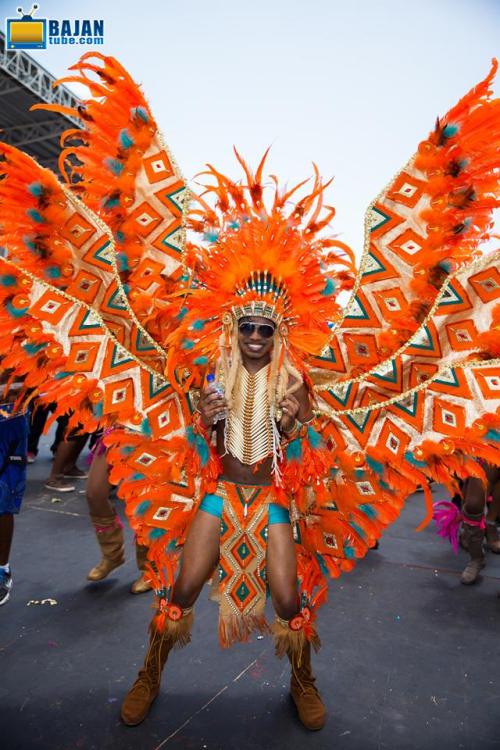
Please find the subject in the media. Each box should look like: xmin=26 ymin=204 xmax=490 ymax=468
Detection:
xmin=197 ymin=386 xmax=227 ymax=428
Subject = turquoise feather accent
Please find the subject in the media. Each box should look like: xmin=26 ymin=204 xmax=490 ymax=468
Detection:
xmin=116 ymin=231 xmax=125 ymax=243
xmin=54 ymin=371 xmax=71 ymax=379
xmin=141 ymin=418 xmax=152 ymax=437
xmin=203 ymin=231 xmax=219 ymax=243
xmin=359 ymin=503 xmax=377 ymax=519
xmin=132 ymin=472 xmax=146 ymax=481
xmin=354 ymin=469 xmax=366 ymax=479
xmin=182 ymin=339 xmax=195 ymax=350
xmin=186 ymin=426 xmax=209 ymax=466
xmin=120 ymin=445 xmax=135 ymax=455
xmin=119 ymin=129 xmax=134 ymax=149
xmin=321 ymin=278 xmax=336 ymax=296
xmin=104 ymin=157 xmax=124 ymax=176
xmin=486 ymin=429 xmax=500 ymax=442
xmin=177 ymin=307 xmax=188 ymax=320
xmin=149 ymin=528 xmax=167 ymax=540
xmin=315 ymin=552 xmax=329 ymax=576
xmin=45 ymin=266 xmax=61 ymax=279
xmin=194 ymin=356 xmax=208 ymax=366
xmin=438 ymin=260 xmax=452 ymax=273
xmin=103 ymin=195 xmax=120 ymax=209
xmin=135 ymin=500 xmax=151 ymax=516
xmin=286 ymin=438 xmax=303 ymax=461
xmin=443 ymin=123 xmax=458 ymax=138
xmin=133 ymin=106 xmax=149 ymax=123
xmin=366 ymin=455 xmax=384 ymax=475
xmin=191 ymin=320 xmax=205 ymax=331
xmin=228 ymin=221 xmax=240 ymax=230
xmin=23 ymin=342 xmax=46 ymax=355
xmin=117 ymin=253 xmax=129 ymax=271
xmin=343 ymin=542 xmax=355 ymax=559
xmin=306 ymin=426 xmax=322 ymax=449
xmin=404 ymin=450 xmax=427 ymax=468
xmin=92 ymin=402 xmax=103 ymax=418
xmin=27 ymin=208 xmax=44 ymax=223
xmin=167 ymin=539 xmax=178 ymax=552
xmin=28 ymin=181 xmax=44 ymax=197
xmin=23 ymin=237 xmax=37 ymax=251
xmin=350 ymin=520 xmax=366 ymax=539
xmin=0 ymin=275 xmax=16 ymax=287
xmin=6 ymin=301 xmax=28 ymax=318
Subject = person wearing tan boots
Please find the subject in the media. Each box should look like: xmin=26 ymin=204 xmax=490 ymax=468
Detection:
xmin=86 ymin=447 xmax=152 ymax=595
xmin=120 ymin=316 xmax=326 ymax=731
xmin=460 ymin=466 xmax=500 ymax=585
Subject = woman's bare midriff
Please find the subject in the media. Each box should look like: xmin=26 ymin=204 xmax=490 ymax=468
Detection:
xmin=215 ymin=422 xmax=273 ymax=485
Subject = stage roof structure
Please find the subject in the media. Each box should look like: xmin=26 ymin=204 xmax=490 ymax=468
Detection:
xmin=0 ymin=30 xmax=80 ymax=173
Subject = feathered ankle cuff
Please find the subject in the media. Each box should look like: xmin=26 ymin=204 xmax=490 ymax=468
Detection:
xmin=271 ymin=614 xmax=321 ymax=660
xmin=150 ymin=603 xmax=194 ymax=649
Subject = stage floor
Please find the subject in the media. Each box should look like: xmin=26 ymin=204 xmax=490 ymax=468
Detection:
xmin=2 ymin=437 xmax=500 ymax=750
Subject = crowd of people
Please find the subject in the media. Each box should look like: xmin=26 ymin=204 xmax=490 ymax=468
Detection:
xmin=0 ymin=389 xmax=153 ymax=609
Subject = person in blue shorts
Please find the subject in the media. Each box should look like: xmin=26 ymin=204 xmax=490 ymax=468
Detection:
xmin=0 ymin=400 xmax=28 ymax=606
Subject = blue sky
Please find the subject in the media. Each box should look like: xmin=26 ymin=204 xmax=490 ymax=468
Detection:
xmin=1 ymin=0 xmax=499 ymax=256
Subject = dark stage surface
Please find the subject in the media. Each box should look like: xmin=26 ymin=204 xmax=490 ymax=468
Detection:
xmin=1 ymin=437 xmax=500 ymax=750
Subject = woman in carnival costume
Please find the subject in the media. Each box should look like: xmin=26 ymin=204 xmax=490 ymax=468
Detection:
xmin=0 ymin=54 xmax=499 ymax=730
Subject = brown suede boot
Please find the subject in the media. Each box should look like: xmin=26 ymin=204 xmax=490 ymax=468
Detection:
xmin=121 ymin=607 xmax=193 ymax=726
xmin=130 ymin=541 xmax=154 ymax=595
xmin=460 ymin=513 xmax=485 ymax=585
xmin=272 ymin=617 xmax=326 ymax=731
xmin=87 ymin=514 xmax=125 ymax=581
xmin=485 ymin=521 xmax=500 ymax=554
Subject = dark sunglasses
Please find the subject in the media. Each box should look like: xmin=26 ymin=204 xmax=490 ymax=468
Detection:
xmin=238 ymin=322 xmax=275 ymax=339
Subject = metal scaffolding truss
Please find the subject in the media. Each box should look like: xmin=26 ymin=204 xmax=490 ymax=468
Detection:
xmin=0 ymin=32 xmax=80 ymax=116
xmin=0 ymin=30 xmax=81 ymax=171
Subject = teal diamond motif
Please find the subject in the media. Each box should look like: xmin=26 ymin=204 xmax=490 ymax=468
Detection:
xmin=369 ymin=205 xmax=392 ymax=233
xmin=148 ymin=373 xmax=170 ymax=400
xmin=236 ymin=581 xmax=250 ymax=602
xmin=236 ymin=542 xmax=250 ymax=561
xmin=92 ymin=240 xmax=112 ymax=266
xmin=78 ymin=310 xmax=102 ymax=332
xmin=220 ymin=518 xmax=228 ymax=536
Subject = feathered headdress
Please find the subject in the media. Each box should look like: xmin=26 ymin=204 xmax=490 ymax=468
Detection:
xmin=166 ymin=149 xmax=356 ymax=388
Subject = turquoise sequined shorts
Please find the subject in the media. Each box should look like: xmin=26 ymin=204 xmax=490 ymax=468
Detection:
xmin=199 ymin=485 xmax=290 ymax=525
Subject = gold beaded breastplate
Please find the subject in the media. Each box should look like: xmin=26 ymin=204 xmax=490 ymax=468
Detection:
xmin=226 ymin=364 xmax=274 ymax=465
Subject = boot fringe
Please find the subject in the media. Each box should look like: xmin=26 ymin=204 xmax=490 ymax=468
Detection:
xmin=150 ymin=609 xmax=194 ymax=649
xmin=271 ymin=619 xmax=321 ymax=660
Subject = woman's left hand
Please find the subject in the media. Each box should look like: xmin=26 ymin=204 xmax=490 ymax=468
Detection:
xmin=279 ymin=394 xmax=300 ymax=433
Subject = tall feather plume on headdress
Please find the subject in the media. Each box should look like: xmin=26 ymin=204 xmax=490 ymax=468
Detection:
xmin=166 ymin=148 xmax=356 ymax=383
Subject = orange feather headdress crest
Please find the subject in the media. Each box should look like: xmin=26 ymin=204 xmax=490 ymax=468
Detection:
xmin=167 ymin=149 xmax=356 ymax=375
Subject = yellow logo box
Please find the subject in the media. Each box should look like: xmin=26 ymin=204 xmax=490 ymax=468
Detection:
xmin=8 ymin=21 xmax=45 ymax=44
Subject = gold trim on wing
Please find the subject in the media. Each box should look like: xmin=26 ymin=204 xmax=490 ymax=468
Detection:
xmin=60 ymin=181 xmax=171 ymax=365
xmin=325 ymin=154 xmax=417 ymax=339
xmin=0 ymin=257 xmax=169 ymax=384
xmin=313 ymin=247 xmax=500 ymax=392
xmin=315 ymin=356 xmax=500 ymax=418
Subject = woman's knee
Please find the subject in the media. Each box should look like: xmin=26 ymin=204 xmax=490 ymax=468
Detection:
xmin=271 ymin=587 xmax=299 ymax=621
xmin=86 ymin=485 xmax=113 ymax=515
xmin=463 ymin=477 xmax=486 ymax=515
xmin=172 ymin=576 xmax=204 ymax=609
